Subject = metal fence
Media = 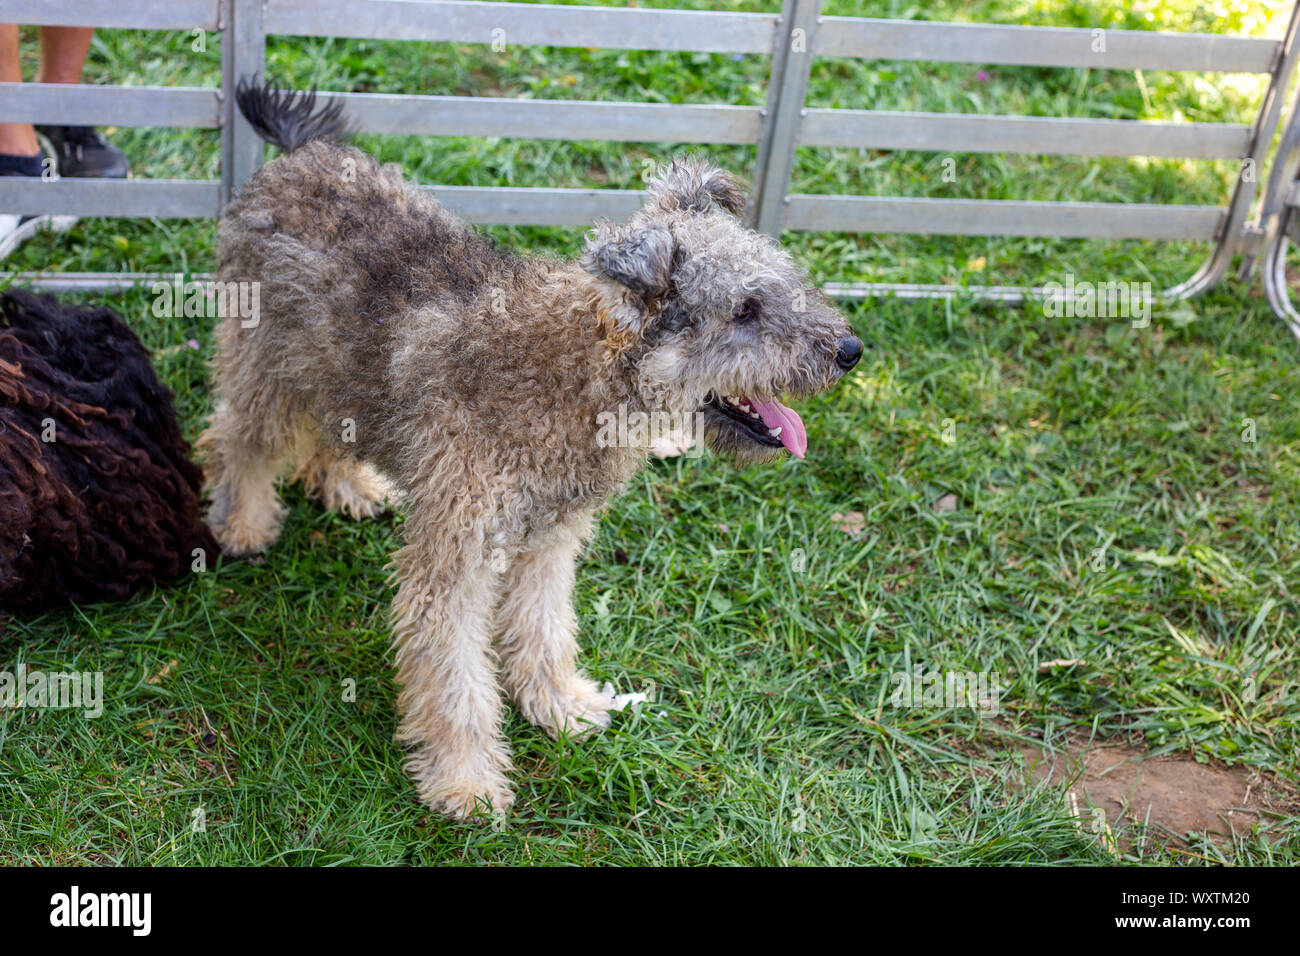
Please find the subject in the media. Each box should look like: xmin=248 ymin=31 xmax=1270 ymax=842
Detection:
xmin=4 ymin=0 xmax=1300 ymax=325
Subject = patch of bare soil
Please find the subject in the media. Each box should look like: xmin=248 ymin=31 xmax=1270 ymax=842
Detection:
xmin=1017 ymin=737 xmax=1298 ymax=852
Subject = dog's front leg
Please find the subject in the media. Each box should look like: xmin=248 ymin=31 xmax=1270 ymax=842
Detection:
xmin=496 ymin=517 xmax=616 ymax=738
xmin=390 ymin=535 xmax=514 ymax=821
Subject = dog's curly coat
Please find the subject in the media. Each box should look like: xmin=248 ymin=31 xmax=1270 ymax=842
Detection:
xmin=0 ymin=289 xmax=216 ymax=613
xmin=203 ymin=80 xmax=863 ymax=819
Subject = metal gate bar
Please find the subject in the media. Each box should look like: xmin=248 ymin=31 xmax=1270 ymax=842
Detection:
xmin=769 ymin=0 xmax=1300 ymax=309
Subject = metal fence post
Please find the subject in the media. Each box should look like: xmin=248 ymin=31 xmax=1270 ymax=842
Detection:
xmin=1165 ymin=0 xmax=1300 ymax=297
xmin=750 ymin=0 xmax=821 ymax=237
xmin=220 ymin=0 xmax=266 ymax=210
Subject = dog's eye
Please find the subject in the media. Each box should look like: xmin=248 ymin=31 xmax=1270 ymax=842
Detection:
xmin=659 ymin=300 xmax=692 ymax=332
xmin=733 ymin=298 xmax=760 ymax=324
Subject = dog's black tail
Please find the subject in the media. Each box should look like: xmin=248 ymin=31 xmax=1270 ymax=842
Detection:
xmin=235 ymin=76 xmax=347 ymax=153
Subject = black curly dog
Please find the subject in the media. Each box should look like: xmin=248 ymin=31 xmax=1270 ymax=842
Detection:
xmin=0 ymin=289 xmax=215 ymax=613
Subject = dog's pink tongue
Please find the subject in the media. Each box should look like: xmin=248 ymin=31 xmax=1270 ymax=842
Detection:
xmin=749 ymin=398 xmax=808 ymax=458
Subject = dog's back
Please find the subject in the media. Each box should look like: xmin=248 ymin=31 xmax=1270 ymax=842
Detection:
xmin=222 ymin=139 xmax=510 ymax=320
xmin=211 ymin=82 xmax=631 ymax=505
xmin=219 ymin=84 xmax=540 ymax=466
xmin=223 ymin=79 xmax=516 ymax=319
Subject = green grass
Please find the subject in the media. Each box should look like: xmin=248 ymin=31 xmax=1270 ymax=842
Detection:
xmin=2 ymin=0 xmax=1299 ymax=865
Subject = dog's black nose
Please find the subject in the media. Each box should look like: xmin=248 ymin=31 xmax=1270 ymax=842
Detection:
xmin=835 ymin=336 xmax=863 ymax=371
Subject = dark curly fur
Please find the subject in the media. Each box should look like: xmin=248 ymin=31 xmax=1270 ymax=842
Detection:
xmin=0 ymin=289 xmax=216 ymax=613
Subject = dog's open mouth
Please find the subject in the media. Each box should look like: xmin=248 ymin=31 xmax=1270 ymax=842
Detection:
xmin=706 ymin=393 xmax=809 ymax=458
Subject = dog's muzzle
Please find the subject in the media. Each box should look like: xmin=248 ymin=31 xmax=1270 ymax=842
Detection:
xmin=835 ymin=336 xmax=864 ymax=371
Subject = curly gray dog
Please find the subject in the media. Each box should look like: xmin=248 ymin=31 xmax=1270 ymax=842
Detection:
xmin=201 ymin=80 xmax=863 ymax=819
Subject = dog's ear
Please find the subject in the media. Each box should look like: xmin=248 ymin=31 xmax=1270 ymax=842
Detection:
xmin=581 ymin=220 xmax=676 ymax=333
xmin=648 ymin=158 xmax=748 ymax=217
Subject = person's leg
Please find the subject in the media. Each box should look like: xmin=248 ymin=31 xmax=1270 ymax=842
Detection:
xmin=0 ymin=24 xmax=83 ymax=261
xmin=34 ymin=25 xmax=128 ymax=178
xmin=36 ymin=26 xmax=93 ymax=85
xmin=0 ymin=24 xmax=40 ymax=158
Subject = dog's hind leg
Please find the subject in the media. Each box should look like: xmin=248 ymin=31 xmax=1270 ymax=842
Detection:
xmin=199 ymin=400 xmax=292 ymax=557
xmin=292 ymin=440 xmax=392 ymax=520
xmin=496 ymin=516 xmax=616 ymax=739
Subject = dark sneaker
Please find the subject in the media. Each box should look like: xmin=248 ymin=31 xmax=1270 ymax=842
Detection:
xmin=34 ymin=125 xmax=129 ymax=178
xmin=0 ymin=151 xmax=78 ymax=260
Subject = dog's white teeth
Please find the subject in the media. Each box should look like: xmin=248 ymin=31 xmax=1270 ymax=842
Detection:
xmin=769 ymin=427 xmax=782 ymax=438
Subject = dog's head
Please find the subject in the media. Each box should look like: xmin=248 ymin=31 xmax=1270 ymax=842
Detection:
xmin=582 ymin=158 xmax=862 ymax=463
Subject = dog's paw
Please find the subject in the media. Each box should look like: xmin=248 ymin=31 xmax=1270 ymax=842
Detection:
xmin=310 ymin=462 xmax=394 ymax=520
xmin=320 ymin=478 xmax=385 ymax=519
xmin=428 ymin=776 xmax=516 ymax=822
xmin=407 ymin=748 xmax=515 ymax=823
xmin=207 ymin=505 xmax=286 ymax=557
xmin=523 ymin=677 xmax=617 ymax=740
